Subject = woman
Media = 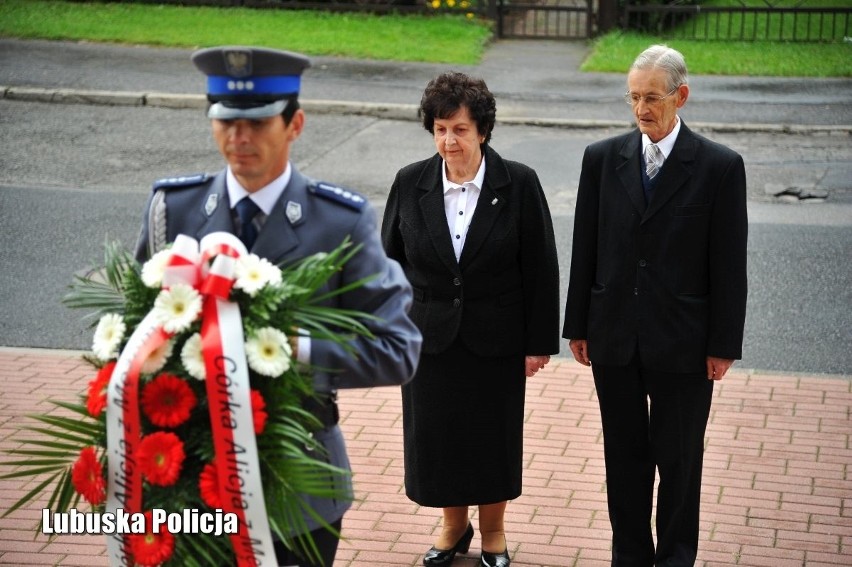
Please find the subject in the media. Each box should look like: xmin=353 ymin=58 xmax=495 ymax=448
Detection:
xmin=381 ymin=72 xmax=560 ymax=567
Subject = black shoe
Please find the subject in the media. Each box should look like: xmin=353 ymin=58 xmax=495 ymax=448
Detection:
xmin=423 ymin=523 xmax=474 ymax=565
xmin=480 ymin=547 xmax=511 ymax=567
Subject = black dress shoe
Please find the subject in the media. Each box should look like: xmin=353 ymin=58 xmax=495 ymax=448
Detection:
xmin=423 ymin=523 xmax=474 ymax=565
xmin=480 ymin=547 xmax=511 ymax=567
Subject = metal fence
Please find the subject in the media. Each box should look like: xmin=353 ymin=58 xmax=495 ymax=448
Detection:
xmin=495 ymin=0 xmax=593 ymax=39
xmin=622 ymin=5 xmax=852 ymax=43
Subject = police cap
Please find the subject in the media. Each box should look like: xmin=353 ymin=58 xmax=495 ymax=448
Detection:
xmin=191 ymin=46 xmax=311 ymax=120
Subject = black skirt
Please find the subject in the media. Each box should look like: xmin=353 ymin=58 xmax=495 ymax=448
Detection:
xmin=402 ymin=339 xmax=526 ymax=507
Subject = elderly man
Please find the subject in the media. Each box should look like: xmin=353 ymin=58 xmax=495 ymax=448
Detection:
xmin=563 ymin=44 xmax=748 ymax=566
xmin=134 ymin=46 xmax=422 ymax=567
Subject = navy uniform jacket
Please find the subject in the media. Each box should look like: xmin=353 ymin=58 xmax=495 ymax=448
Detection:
xmin=134 ymin=166 xmax=422 ymax=533
xmin=381 ymin=145 xmax=560 ymax=357
xmin=563 ymin=123 xmax=748 ymax=373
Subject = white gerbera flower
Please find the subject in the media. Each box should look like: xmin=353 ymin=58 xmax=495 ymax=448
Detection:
xmin=245 ymin=327 xmax=292 ymax=377
xmin=92 ymin=313 xmax=126 ymax=360
xmin=234 ymin=254 xmax=282 ymax=297
xmin=180 ymin=333 xmax=206 ymax=381
xmin=152 ymin=284 xmax=203 ymax=333
xmin=141 ymin=339 xmax=174 ymax=375
xmin=141 ymin=248 xmax=173 ymax=288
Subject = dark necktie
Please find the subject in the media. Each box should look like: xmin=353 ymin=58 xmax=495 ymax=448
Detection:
xmin=235 ymin=197 xmax=261 ymax=249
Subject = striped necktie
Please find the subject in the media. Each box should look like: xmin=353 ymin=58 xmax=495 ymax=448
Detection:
xmin=644 ymin=143 xmax=663 ymax=179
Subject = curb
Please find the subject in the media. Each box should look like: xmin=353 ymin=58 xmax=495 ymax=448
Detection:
xmin=4 ymin=85 xmax=851 ymax=136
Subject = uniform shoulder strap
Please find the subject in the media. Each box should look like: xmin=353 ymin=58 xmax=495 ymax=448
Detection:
xmin=309 ymin=180 xmax=367 ymax=211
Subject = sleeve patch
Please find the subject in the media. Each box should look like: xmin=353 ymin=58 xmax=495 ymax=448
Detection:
xmin=152 ymin=173 xmax=209 ymax=191
xmin=310 ymin=181 xmax=367 ymax=211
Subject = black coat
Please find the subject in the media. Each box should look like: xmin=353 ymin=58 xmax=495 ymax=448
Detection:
xmin=382 ymin=145 xmax=560 ymax=506
xmin=382 ymin=145 xmax=560 ymax=358
xmin=563 ymin=123 xmax=748 ymax=372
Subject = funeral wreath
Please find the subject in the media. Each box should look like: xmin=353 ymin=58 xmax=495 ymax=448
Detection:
xmin=1 ymin=232 xmax=376 ymax=566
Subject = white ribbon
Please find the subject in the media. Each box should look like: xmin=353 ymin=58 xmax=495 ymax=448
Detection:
xmin=105 ymin=232 xmax=276 ymax=566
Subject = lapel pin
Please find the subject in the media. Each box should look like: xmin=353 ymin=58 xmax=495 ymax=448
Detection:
xmin=285 ymin=201 xmax=303 ymax=224
xmin=204 ymin=194 xmax=218 ymax=216
xmin=491 ymin=198 xmax=498 ymax=205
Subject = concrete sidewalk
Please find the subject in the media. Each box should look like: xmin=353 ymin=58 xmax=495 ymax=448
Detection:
xmin=1 ymin=347 xmax=850 ymax=566
xmin=2 ymin=38 xmax=852 ymax=131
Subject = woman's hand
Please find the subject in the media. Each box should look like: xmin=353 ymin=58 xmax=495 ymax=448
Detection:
xmin=568 ymin=339 xmax=590 ymax=366
xmin=525 ymin=355 xmax=550 ymax=377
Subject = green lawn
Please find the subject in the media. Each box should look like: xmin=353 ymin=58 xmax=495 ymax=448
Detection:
xmin=582 ymin=31 xmax=852 ymax=77
xmin=582 ymin=0 xmax=852 ymax=77
xmin=0 ymin=0 xmax=493 ymax=65
xmin=1 ymin=0 xmax=849 ymax=76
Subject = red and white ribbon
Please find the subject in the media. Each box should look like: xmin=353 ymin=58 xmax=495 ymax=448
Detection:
xmin=106 ymin=232 xmax=276 ymax=567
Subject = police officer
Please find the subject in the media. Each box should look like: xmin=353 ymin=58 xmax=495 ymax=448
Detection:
xmin=133 ymin=46 xmax=422 ymax=567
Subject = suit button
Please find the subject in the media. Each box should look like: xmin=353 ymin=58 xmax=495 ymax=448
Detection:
xmin=453 ymin=298 xmax=461 ymax=308
xmin=639 ymin=259 xmax=647 ymax=267
xmin=452 ymin=278 xmax=461 ymax=286
xmin=634 ymin=287 xmax=639 ymax=295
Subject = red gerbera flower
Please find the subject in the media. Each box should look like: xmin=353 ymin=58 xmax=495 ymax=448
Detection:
xmin=141 ymin=373 xmax=197 ymax=428
xmin=136 ymin=431 xmax=185 ymax=487
xmin=251 ymin=389 xmax=267 ymax=435
xmin=71 ymin=446 xmax=105 ymax=505
xmin=198 ymin=462 xmax=222 ymax=509
xmin=86 ymin=362 xmax=116 ymax=417
xmin=129 ymin=510 xmax=175 ymax=566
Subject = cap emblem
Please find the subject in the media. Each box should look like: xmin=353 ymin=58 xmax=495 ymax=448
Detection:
xmin=224 ymin=49 xmax=252 ymax=78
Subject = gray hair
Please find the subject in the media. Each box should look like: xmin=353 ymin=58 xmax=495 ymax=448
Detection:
xmin=630 ymin=44 xmax=689 ymax=90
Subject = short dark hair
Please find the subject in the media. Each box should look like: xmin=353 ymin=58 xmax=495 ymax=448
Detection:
xmin=420 ymin=72 xmax=497 ymax=145
xmin=281 ymin=97 xmax=300 ymax=125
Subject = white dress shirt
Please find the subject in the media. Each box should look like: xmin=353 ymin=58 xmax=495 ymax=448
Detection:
xmin=442 ymin=157 xmax=486 ymax=261
xmin=226 ymin=163 xmax=292 ymax=218
xmin=642 ymin=115 xmax=682 ymax=161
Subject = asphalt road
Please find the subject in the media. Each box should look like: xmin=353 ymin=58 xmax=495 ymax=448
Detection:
xmin=1 ymin=99 xmax=850 ymax=375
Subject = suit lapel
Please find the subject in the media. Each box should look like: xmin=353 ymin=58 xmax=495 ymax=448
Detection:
xmin=458 ymin=147 xmax=508 ymax=268
xmin=251 ymin=170 xmax=305 ymax=262
xmin=642 ymin=124 xmax=696 ymax=223
xmin=194 ymin=172 xmax=234 ymax=238
xmin=616 ymin=131 xmax=647 ymax=216
xmin=417 ymin=155 xmax=460 ymax=275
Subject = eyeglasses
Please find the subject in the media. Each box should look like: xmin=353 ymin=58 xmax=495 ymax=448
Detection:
xmin=623 ymin=87 xmax=679 ymax=106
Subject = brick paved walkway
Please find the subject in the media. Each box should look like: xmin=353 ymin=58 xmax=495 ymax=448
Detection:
xmin=1 ymin=347 xmax=850 ymax=566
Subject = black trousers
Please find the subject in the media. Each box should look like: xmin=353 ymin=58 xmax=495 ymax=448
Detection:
xmin=592 ymin=357 xmax=713 ymax=567
xmin=273 ymin=520 xmax=342 ymax=567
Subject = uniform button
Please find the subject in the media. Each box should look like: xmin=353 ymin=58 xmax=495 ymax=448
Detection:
xmin=639 ymin=259 xmax=647 ymax=267
xmin=453 ymin=278 xmax=461 ymax=286
xmin=634 ymin=288 xmax=639 ymax=295
xmin=453 ymin=298 xmax=461 ymax=308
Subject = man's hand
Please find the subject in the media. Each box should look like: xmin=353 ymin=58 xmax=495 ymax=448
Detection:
xmin=568 ymin=339 xmax=590 ymax=366
xmin=706 ymin=356 xmax=734 ymax=380
xmin=525 ymin=355 xmax=551 ymax=377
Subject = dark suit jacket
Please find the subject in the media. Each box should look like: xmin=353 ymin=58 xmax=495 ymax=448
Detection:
xmin=382 ymin=145 xmax=560 ymax=357
xmin=563 ymin=122 xmax=748 ymax=373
